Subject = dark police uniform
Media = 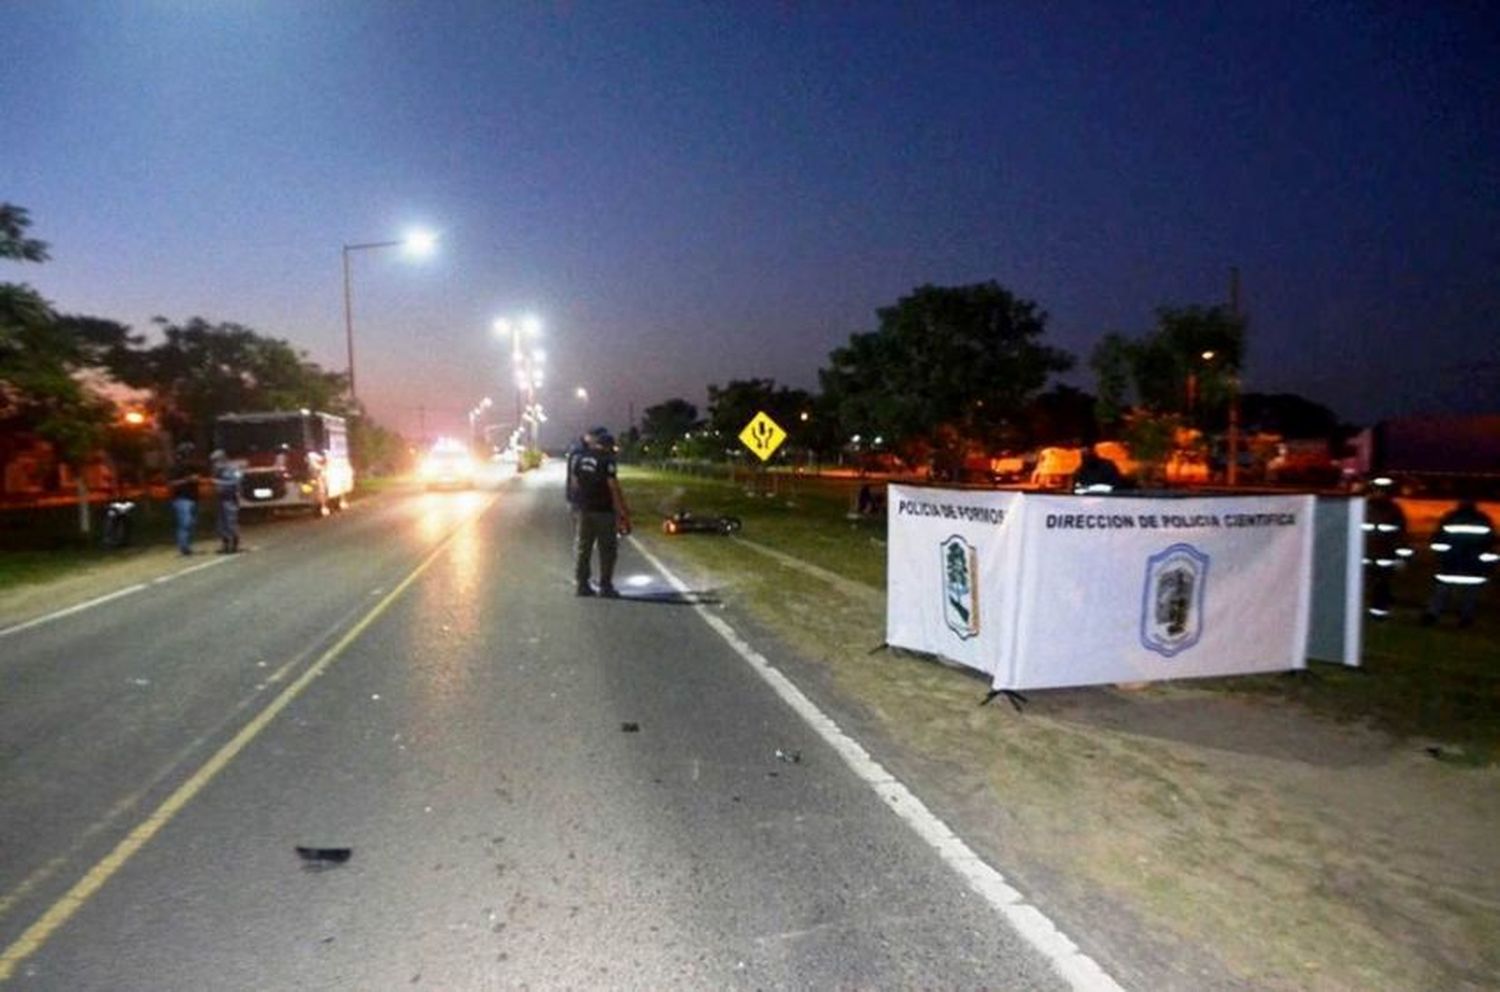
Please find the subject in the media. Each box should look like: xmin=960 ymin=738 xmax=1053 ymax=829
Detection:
xmin=1362 ymin=492 xmax=1411 ymax=617
xmin=1423 ymin=501 xmax=1496 ymax=626
xmin=572 ymin=439 xmax=622 ymax=596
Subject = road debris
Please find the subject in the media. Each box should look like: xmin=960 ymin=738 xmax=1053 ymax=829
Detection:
xmin=296 ymin=846 xmax=352 ymax=867
xmin=621 ymin=722 xmax=640 ymax=733
xmin=774 ymin=748 xmax=802 ymax=764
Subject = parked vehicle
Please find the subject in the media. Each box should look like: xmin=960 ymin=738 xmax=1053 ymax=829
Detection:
xmin=1266 ymin=439 xmax=1340 ymax=486
xmin=214 ymin=410 xmax=353 ymax=516
xmin=1348 ymin=415 xmax=1500 ymax=497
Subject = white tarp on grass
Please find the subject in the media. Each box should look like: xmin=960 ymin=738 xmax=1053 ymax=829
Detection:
xmin=1307 ymin=496 xmax=1365 ymax=667
xmin=887 ymin=488 xmax=1321 ymax=691
xmin=1005 ymin=493 xmax=1316 ymax=690
xmin=885 ymin=485 xmax=1022 ymax=681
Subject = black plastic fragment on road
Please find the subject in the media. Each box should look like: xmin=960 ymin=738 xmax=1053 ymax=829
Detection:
xmin=296 ymin=846 xmax=353 ymax=867
xmin=620 ymin=722 xmax=640 ymax=733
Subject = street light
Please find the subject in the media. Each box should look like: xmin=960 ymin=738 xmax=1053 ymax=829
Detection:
xmin=342 ymin=229 xmax=437 ymax=402
xmin=468 ymin=397 xmax=492 ymax=448
xmin=492 ymin=313 xmax=544 ymax=452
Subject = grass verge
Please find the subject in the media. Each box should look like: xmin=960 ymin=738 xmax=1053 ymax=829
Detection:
xmin=624 ymin=465 xmax=1500 ymax=992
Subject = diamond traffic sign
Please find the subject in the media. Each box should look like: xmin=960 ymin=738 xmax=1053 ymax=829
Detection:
xmin=738 ymin=411 xmax=787 ymax=462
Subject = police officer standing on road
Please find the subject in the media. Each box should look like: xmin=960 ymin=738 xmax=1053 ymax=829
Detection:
xmin=210 ymin=449 xmax=242 ymax=554
xmin=572 ymin=427 xmax=632 ymax=598
xmin=167 ymin=442 xmax=199 ymax=556
xmin=1362 ymin=477 xmax=1412 ymax=619
xmin=1422 ymin=498 xmax=1496 ymax=627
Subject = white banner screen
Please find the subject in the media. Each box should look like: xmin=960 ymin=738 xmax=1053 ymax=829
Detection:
xmin=1004 ymin=494 xmax=1315 ymax=690
xmin=886 ymin=486 xmax=1022 ymax=679
xmin=1307 ymin=496 xmax=1364 ymax=667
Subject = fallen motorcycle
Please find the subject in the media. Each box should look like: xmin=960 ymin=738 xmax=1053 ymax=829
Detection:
xmin=662 ymin=511 xmax=742 ymax=536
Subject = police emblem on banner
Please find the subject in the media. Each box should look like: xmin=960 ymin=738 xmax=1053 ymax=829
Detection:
xmin=1140 ymin=543 xmax=1209 ymax=657
xmin=941 ymin=535 xmax=981 ymax=640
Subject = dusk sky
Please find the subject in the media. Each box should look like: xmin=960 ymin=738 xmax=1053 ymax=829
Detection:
xmin=4 ymin=2 xmax=1498 ymax=443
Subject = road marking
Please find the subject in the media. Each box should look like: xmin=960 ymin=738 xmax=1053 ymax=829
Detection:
xmin=0 ymin=585 xmax=148 ymax=640
xmin=629 ymin=537 xmax=1125 ymax=992
xmin=0 ymin=501 xmax=491 ymax=982
xmin=0 ymin=555 xmax=236 ymax=640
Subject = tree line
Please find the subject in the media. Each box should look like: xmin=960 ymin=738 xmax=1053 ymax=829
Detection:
xmin=630 ymin=281 xmax=1341 ymax=478
xmin=1 ymin=203 xmax=405 ymax=500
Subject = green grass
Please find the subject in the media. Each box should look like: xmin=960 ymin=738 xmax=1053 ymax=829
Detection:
xmin=0 ymin=547 xmax=127 ymax=590
xmin=623 ymin=465 xmax=887 ymax=588
xmin=0 ymin=499 xmax=179 ymax=552
xmin=625 ymin=465 xmax=1500 ymax=764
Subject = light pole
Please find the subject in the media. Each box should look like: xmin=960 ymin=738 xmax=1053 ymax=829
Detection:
xmin=342 ymin=230 xmax=436 ymax=403
xmin=492 ymin=315 xmax=543 ymax=451
xmin=468 ymin=397 xmax=492 ymax=449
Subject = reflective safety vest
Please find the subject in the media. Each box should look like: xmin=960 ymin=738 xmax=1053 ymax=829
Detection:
xmin=1362 ymin=496 xmax=1411 ymax=570
xmin=1430 ymin=505 xmax=1496 ymax=585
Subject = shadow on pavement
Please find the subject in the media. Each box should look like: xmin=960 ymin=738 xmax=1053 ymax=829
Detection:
xmin=612 ymin=589 xmax=722 ymax=607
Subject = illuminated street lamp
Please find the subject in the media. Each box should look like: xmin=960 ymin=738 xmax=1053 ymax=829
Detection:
xmin=492 ymin=314 xmax=544 ymax=451
xmin=342 ymin=229 xmax=437 ymax=402
xmin=468 ymin=396 xmax=493 ymax=447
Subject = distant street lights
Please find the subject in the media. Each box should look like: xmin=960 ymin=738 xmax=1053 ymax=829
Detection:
xmin=492 ymin=315 xmax=544 ymax=450
xmin=342 ymin=230 xmax=436 ymax=403
xmin=468 ymin=397 xmax=493 ymax=448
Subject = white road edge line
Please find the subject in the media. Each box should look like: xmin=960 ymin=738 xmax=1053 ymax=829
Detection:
xmin=629 ymin=537 xmax=1126 ymax=992
xmin=0 ymin=554 xmax=237 ymax=639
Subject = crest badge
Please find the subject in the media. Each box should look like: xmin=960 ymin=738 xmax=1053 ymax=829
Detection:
xmin=1140 ymin=543 xmax=1209 ymax=657
xmin=941 ymin=535 xmax=981 ymax=640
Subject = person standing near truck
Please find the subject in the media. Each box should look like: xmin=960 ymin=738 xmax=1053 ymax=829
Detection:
xmin=167 ymin=442 xmax=200 ymax=555
xmin=210 ymin=449 xmax=242 ymax=554
xmin=571 ymin=427 xmax=631 ymax=598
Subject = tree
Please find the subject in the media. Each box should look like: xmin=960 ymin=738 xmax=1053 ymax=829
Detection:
xmin=114 ymin=317 xmax=352 ymax=451
xmin=704 ymin=379 xmax=815 ymax=461
xmin=1238 ymin=392 xmax=1340 ymax=440
xmin=819 ymin=282 xmax=1073 ymax=470
xmin=0 ymin=205 xmax=125 ymax=535
xmin=0 ymin=204 xmax=49 ymax=262
xmin=1090 ymin=305 xmax=1245 ymax=424
xmin=1089 ymin=304 xmax=1247 ymax=484
xmin=1025 ymin=384 xmax=1098 ymax=448
xmin=639 ymin=398 xmax=698 ymax=457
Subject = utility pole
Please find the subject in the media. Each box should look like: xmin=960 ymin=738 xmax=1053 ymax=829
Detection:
xmin=1227 ymin=266 xmax=1242 ymax=487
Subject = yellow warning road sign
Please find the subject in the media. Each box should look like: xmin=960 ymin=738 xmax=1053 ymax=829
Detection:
xmin=738 ymin=411 xmax=787 ymax=462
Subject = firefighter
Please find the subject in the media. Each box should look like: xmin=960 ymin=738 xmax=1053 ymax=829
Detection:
xmin=1073 ymin=446 xmax=1124 ymax=494
xmin=1361 ymin=477 xmax=1411 ymax=619
xmin=1421 ymin=499 xmax=1497 ymax=627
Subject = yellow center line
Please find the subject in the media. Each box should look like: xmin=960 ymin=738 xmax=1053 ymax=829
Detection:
xmin=0 ymin=496 xmax=494 ymax=982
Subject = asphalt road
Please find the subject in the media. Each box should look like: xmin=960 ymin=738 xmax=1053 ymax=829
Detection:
xmin=0 ymin=467 xmax=1069 ymax=991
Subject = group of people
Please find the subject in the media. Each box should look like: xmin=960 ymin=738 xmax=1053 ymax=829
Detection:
xmin=564 ymin=426 xmax=632 ymax=598
xmin=165 ymin=442 xmax=242 ymax=556
xmin=1363 ymin=479 xmax=1496 ymax=627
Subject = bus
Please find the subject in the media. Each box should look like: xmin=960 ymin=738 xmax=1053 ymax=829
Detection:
xmin=214 ymin=410 xmax=353 ymax=516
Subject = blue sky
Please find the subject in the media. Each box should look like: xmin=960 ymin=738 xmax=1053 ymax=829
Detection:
xmin=4 ymin=2 xmax=1497 ymax=442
